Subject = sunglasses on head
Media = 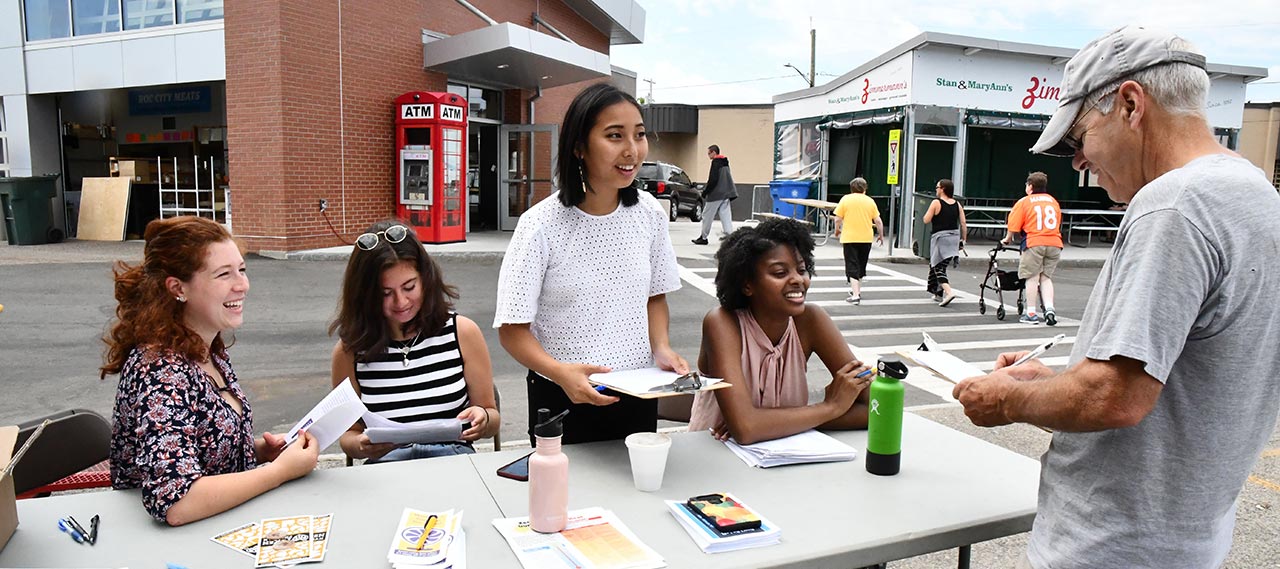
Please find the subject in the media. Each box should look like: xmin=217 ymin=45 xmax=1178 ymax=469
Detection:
xmin=355 ymin=224 xmax=409 ymax=251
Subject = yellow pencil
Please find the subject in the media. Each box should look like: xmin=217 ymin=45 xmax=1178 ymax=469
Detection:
xmin=413 ymin=514 xmax=439 ymax=551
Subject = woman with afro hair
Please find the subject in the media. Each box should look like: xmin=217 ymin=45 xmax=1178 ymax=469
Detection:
xmin=687 ymin=217 xmax=873 ymax=444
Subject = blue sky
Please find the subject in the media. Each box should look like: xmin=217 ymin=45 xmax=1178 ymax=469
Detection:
xmin=611 ymin=0 xmax=1280 ymax=105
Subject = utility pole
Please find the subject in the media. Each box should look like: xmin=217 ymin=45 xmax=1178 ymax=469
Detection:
xmin=809 ymin=24 xmax=816 ymax=90
xmin=643 ymin=78 xmax=656 ymax=104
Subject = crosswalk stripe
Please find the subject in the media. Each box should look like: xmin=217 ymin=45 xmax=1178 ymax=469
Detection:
xmin=809 ymin=275 xmax=899 ymax=281
xmin=678 ymin=265 xmax=717 ymax=297
xmin=807 ymin=285 xmax=926 ymax=293
xmin=842 ymin=322 xmax=1079 ymax=338
xmin=829 ymin=312 xmax=979 ymax=322
xmin=813 ymin=298 xmax=960 ymax=307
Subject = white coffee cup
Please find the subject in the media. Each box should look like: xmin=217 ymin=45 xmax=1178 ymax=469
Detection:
xmin=624 ymin=432 xmax=672 ymax=492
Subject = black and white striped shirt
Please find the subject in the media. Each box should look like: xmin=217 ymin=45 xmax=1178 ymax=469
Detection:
xmin=356 ymin=314 xmax=470 ymax=425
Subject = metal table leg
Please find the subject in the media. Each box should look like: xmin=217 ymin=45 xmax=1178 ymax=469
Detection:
xmin=958 ymin=544 xmax=971 ymax=569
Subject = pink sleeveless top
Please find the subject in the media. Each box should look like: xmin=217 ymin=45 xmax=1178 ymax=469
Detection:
xmin=688 ymin=309 xmax=809 ymax=432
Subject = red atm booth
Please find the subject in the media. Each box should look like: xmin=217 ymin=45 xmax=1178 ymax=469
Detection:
xmin=394 ymin=91 xmax=468 ymax=243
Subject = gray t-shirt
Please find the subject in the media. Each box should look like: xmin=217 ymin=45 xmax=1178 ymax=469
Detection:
xmin=1028 ymin=154 xmax=1280 ymax=569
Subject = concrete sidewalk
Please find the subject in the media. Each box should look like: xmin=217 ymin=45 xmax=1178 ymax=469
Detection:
xmin=0 ymin=215 xmax=1114 ymax=267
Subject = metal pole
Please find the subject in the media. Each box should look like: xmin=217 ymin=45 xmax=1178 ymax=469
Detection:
xmin=809 ymin=28 xmax=816 ymax=88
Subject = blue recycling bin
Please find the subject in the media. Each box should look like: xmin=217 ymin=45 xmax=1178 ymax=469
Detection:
xmin=769 ymin=179 xmax=812 ymax=218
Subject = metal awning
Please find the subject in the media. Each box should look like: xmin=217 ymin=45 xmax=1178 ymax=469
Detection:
xmin=424 ymin=23 xmax=611 ymax=89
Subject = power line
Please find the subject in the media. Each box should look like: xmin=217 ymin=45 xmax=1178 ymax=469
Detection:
xmin=657 ymin=74 xmax=837 ymax=90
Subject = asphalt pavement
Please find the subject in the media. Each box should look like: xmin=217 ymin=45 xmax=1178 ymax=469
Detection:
xmin=1 ymin=219 xmax=1277 ymax=568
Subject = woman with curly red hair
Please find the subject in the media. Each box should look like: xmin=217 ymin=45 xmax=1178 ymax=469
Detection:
xmin=102 ymin=216 xmax=317 ymax=526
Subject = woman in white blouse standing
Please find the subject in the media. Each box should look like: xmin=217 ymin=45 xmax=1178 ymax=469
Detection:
xmin=495 ymin=83 xmax=690 ymax=444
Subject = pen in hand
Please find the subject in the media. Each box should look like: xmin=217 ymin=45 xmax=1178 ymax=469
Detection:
xmin=1009 ymin=334 xmax=1067 ymax=368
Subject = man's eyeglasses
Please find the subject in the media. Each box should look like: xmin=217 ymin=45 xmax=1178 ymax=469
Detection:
xmin=355 ymin=225 xmax=409 ymax=251
xmin=1062 ymin=102 xmax=1099 ymax=154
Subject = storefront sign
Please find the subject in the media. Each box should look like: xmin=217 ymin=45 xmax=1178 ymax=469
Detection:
xmin=912 ymin=50 xmax=1066 ymax=114
xmin=775 ymin=53 xmax=913 ymax=122
xmin=401 ymin=104 xmax=434 ymax=119
xmin=128 ymin=86 xmax=213 ymax=116
xmin=887 ymin=129 xmax=902 ymax=186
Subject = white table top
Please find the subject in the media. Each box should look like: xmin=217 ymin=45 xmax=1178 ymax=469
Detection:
xmin=0 ymin=454 xmax=521 ymax=567
xmin=962 ymin=205 xmax=1012 ymax=212
xmin=1 ymin=415 xmax=1039 ymax=568
xmin=1060 ymin=208 xmax=1125 ymax=216
xmin=473 ymin=413 xmax=1039 ymax=568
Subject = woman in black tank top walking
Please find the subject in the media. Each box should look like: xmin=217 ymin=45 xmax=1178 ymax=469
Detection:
xmin=922 ymin=179 xmax=967 ymax=307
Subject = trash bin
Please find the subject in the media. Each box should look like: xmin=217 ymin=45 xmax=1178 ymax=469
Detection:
xmin=911 ymin=191 xmax=936 ymax=260
xmin=769 ymin=179 xmax=813 ymax=218
xmin=0 ymin=175 xmax=62 ymax=246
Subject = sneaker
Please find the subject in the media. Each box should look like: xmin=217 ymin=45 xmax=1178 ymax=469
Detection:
xmin=932 ymin=293 xmax=943 ymax=303
xmin=846 ymin=295 xmax=860 ymax=305
xmin=938 ymin=294 xmax=956 ymax=307
xmin=1045 ymin=310 xmax=1057 ymax=326
xmin=692 ymin=237 xmax=709 ymax=245
xmin=1020 ymin=314 xmax=1041 ymax=325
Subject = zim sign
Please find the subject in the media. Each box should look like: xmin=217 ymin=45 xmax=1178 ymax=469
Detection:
xmin=401 ymin=104 xmax=434 ymax=120
xmin=440 ymin=104 xmax=464 ymax=122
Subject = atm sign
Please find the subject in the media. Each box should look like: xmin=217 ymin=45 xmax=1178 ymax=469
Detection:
xmin=440 ymin=104 xmax=464 ymax=122
xmin=401 ymin=104 xmax=434 ymax=119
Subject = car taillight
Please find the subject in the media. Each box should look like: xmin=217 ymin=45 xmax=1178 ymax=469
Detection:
xmin=656 ymin=181 xmax=666 ymax=194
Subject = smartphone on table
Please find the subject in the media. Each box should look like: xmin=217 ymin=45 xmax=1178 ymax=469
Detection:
xmin=496 ymin=452 xmax=533 ymax=482
xmin=686 ymin=493 xmax=762 ymax=533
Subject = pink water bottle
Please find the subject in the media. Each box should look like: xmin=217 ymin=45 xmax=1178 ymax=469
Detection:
xmin=529 ymin=408 xmax=570 ymax=533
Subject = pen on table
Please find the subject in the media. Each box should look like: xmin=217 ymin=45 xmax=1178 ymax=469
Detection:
xmin=66 ymin=515 xmax=90 ymax=542
xmin=1009 ymin=334 xmax=1068 ymax=368
xmin=414 ymin=514 xmax=439 ymax=551
xmin=57 ymin=518 xmax=85 ymax=544
xmin=88 ymin=514 xmax=100 ymax=545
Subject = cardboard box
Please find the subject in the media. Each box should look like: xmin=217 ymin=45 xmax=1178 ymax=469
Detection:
xmin=109 ymin=158 xmax=160 ymax=184
xmin=0 ymin=425 xmax=19 ymax=553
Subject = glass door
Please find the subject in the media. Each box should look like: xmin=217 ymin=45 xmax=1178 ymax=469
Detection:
xmin=498 ymin=124 xmax=558 ymax=231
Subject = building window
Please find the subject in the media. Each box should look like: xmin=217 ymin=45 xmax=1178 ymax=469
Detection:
xmin=447 ymin=82 xmax=503 ymax=122
xmin=24 ymin=0 xmax=72 ymax=41
xmin=176 ymin=0 xmax=221 ymax=24
xmin=123 ymin=0 xmax=174 ymax=30
xmin=72 ymin=0 xmax=121 ymax=35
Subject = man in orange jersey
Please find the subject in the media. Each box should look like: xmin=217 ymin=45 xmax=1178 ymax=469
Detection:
xmin=1001 ymin=171 xmax=1062 ymax=325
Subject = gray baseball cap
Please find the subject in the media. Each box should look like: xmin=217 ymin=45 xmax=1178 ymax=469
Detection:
xmin=1030 ymin=26 xmax=1207 ymax=156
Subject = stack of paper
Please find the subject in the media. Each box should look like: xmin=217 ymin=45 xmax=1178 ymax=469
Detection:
xmin=387 ymin=508 xmax=466 ymax=569
xmin=492 ymin=507 xmax=665 ymax=569
xmin=664 ymin=495 xmax=781 ymax=553
xmin=725 ymin=429 xmax=857 ymax=468
xmin=209 ymin=514 xmax=332 ymax=568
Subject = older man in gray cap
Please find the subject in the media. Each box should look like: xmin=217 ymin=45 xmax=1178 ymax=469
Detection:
xmin=953 ymin=26 xmax=1280 ymax=569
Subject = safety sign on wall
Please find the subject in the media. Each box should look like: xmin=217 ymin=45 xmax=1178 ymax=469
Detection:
xmin=887 ymin=129 xmax=902 ymax=185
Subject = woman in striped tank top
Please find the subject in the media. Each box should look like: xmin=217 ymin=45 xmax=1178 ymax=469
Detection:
xmin=329 ymin=221 xmax=500 ymax=464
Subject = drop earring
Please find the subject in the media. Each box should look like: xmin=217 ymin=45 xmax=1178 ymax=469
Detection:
xmin=578 ymin=162 xmax=590 ymax=194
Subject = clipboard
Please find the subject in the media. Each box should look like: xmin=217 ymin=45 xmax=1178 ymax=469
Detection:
xmin=588 ymin=368 xmax=732 ymax=399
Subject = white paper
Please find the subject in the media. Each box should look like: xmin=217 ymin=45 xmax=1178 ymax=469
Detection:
xmin=285 ymin=378 xmax=366 ymax=450
xmin=588 ymin=368 xmax=722 ymax=395
xmin=724 ymin=429 xmax=857 ymax=468
xmin=909 ymin=350 xmax=985 ymax=384
xmin=366 ymin=418 xmax=464 ymax=445
xmin=492 ymin=507 xmax=665 ymax=569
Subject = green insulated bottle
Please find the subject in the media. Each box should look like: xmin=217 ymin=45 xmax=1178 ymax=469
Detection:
xmin=866 ymin=356 xmax=908 ymax=476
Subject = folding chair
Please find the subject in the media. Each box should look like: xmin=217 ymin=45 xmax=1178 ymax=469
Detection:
xmin=13 ymin=409 xmax=113 ymax=499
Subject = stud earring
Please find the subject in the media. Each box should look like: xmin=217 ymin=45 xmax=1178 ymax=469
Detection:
xmin=176 ymin=296 xmax=187 ymax=303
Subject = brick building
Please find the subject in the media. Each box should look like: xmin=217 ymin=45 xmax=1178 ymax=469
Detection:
xmin=0 ymin=0 xmax=644 ymax=252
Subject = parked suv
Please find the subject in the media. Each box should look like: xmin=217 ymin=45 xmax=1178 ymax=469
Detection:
xmin=637 ymin=161 xmax=703 ymax=222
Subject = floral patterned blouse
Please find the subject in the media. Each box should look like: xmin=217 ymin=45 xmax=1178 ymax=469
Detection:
xmin=109 ymin=346 xmax=256 ymax=522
